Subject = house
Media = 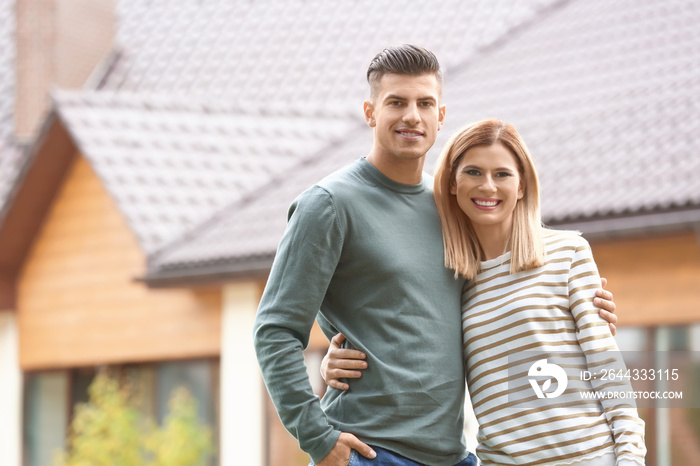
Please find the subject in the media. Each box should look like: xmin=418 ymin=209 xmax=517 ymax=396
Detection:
xmin=0 ymin=0 xmax=698 ymax=465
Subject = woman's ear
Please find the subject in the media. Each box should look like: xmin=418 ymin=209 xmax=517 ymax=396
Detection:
xmin=450 ymin=178 xmax=457 ymax=196
xmin=517 ymin=180 xmax=526 ymax=200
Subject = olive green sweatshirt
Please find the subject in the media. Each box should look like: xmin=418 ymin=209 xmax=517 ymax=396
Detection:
xmin=253 ymin=158 xmax=468 ymax=464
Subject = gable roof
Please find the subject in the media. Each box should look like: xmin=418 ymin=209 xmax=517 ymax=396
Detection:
xmin=145 ymin=0 xmax=700 ymax=283
xmin=0 ymin=143 xmax=25 ymax=224
xmin=47 ymin=0 xmax=564 ymax=262
xmin=0 ymin=0 xmax=21 ymax=226
xmin=54 ymin=90 xmax=360 ymax=253
xmin=0 ymin=0 xmax=14 ymax=142
xmin=145 ymin=127 xmax=371 ymax=284
xmin=429 ymin=0 xmax=700 ymax=224
xmin=105 ymin=0 xmax=563 ymax=103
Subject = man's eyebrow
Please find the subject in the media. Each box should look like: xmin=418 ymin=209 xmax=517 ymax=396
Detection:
xmin=383 ymin=94 xmax=438 ymax=103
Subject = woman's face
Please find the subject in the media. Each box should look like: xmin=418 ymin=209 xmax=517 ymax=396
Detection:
xmin=450 ymin=142 xmax=524 ymax=231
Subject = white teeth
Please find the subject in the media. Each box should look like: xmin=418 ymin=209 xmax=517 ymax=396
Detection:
xmin=474 ymin=200 xmax=499 ymax=207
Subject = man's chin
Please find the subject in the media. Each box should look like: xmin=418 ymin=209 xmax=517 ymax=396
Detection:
xmin=394 ymin=151 xmax=428 ymax=161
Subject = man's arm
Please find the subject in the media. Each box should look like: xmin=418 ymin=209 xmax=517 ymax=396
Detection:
xmin=253 ymin=187 xmax=374 ymax=463
xmin=321 ymin=278 xmax=619 ymax=390
xmin=596 ymin=277 xmax=617 ymax=335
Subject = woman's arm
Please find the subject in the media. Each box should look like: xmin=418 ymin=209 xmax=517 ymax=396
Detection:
xmin=569 ymin=239 xmax=646 ymax=464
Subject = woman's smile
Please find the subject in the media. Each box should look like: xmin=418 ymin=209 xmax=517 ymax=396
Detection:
xmin=471 ymin=198 xmax=502 ymax=210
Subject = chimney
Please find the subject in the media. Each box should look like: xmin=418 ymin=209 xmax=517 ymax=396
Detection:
xmin=15 ymin=0 xmax=115 ymax=141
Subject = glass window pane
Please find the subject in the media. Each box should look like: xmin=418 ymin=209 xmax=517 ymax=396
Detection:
xmin=125 ymin=364 xmax=157 ymax=419
xmin=156 ymin=359 xmax=219 ymax=465
xmin=157 ymin=360 xmax=212 ymax=424
xmin=70 ymin=368 xmax=96 ymax=409
xmin=23 ymin=372 xmax=68 ymax=466
xmin=615 ymin=326 xmax=649 ymax=352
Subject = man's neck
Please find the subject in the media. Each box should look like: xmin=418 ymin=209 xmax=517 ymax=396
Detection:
xmin=366 ymin=151 xmax=425 ymax=185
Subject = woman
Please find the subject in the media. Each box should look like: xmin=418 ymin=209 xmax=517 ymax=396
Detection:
xmin=324 ymin=119 xmax=645 ymax=465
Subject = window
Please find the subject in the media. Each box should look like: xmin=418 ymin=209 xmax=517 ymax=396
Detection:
xmin=22 ymin=359 xmax=219 ymax=466
xmin=23 ymin=372 xmax=69 ymax=466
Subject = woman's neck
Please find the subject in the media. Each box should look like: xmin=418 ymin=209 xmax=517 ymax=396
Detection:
xmin=474 ymin=223 xmax=512 ymax=261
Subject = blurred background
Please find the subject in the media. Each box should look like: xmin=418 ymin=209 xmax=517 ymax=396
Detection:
xmin=0 ymin=0 xmax=698 ymax=465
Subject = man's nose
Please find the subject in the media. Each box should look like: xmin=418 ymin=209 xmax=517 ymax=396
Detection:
xmin=402 ymin=103 xmax=420 ymax=125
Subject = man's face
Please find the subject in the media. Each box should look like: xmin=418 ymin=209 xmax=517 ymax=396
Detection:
xmin=364 ymin=73 xmax=445 ymax=164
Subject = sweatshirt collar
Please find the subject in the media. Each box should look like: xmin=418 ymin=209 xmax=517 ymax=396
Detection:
xmin=358 ymin=157 xmax=427 ymax=194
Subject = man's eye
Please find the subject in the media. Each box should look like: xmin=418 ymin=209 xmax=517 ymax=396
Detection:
xmin=420 ymin=101 xmax=434 ymax=106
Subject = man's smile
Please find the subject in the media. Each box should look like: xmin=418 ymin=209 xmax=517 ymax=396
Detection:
xmin=395 ymin=128 xmax=424 ymax=140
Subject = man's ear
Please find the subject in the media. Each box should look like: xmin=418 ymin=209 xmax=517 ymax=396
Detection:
xmin=438 ymin=104 xmax=446 ymax=130
xmin=363 ymin=101 xmax=376 ymax=127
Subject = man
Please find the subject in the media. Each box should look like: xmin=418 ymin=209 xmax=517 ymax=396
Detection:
xmin=253 ymin=45 xmax=617 ymax=466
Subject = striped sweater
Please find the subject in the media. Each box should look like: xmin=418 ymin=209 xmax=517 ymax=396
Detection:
xmin=462 ymin=230 xmax=646 ymax=465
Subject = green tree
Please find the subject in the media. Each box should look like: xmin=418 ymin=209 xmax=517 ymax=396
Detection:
xmin=145 ymin=387 xmax=213 ymax=466
xmin=55 ymin=372 xmax=212 ymax=466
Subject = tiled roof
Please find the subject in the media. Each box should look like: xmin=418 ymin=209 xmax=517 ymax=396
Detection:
xmin=429 ymin=0 xmax=700 ymax=223
xmin=0 ymin=142 xmax=25 ymax=222
xmin=147 ymin=127 xmax=371 ymax=279
xmin=147 ymin=0 xmax=700 ymax=278
xmin=54 ymin=90 xmax=360 ymax=253
xmin=0 ymin=0 xmax=14 ymax=142
xmin=60 ymin=0 xmax=564 ymax=262
xmin=106 ymin=0 xmax=560 ymax=104
xmin=0 ymin=0 xmax=23 ymax=226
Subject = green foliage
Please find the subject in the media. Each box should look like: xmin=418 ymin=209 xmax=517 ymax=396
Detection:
xmin=55 ymin=372 xmax=212 ymax=466
xmin=145 ymin=387 xmax=213 ymax=466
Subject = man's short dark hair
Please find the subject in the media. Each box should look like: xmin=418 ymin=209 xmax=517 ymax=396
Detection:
xmin=367 ymin=44 xmax=443 ymax=100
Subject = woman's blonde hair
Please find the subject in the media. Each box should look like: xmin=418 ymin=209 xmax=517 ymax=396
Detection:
xmin=433 ymin=119 xmax=544 ymax=279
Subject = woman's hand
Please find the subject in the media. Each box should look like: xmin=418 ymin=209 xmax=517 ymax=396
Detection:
xmin=320 ymin=333 xmax=367 ymax=390
xmin=596 ymin=277 xmax=618 ymax=336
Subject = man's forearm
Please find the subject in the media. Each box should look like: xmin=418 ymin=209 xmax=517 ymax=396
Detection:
xmin=253 ymin=319 xmax=340 ymax=461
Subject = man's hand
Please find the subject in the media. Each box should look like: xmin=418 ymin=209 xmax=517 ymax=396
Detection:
xmin=595 ymin=277 xmax=618 ymax=336
xmin=316 ymin=432 xmax=376 ymax=465
xmin=321 ymin=333 xmax=367 ymax=390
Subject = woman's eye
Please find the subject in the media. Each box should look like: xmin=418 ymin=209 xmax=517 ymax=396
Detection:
xmin=465 ymin=169 xmax=480 ymax=176
xmin=495 ymin=172 xmax=513 ymax=178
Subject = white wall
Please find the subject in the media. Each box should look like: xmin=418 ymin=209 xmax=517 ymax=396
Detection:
xmin=0 ymin=310 xmax=21 ymax=466
xmin=221 ymin=282 xmax=265 ymax=466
